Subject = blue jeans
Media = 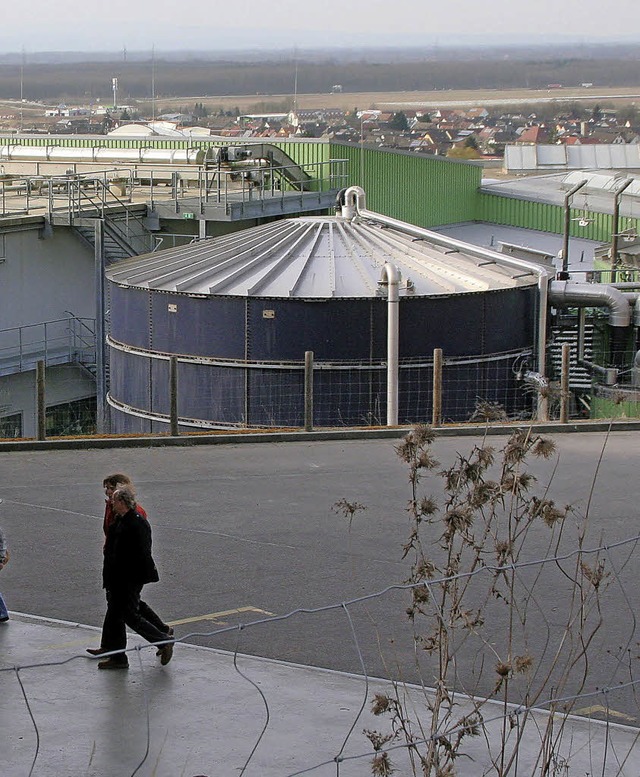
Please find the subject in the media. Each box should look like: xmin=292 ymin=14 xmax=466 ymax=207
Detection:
xmin=0 ymin=591 xmax=8 ymax=620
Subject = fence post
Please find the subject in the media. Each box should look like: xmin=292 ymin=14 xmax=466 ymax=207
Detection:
xmin=169 ymin=356 xmax=179 ymax=436
xmin=36 ymin=359 xmax=46 ymax=441
xmin=304 ymin=351 xmax=314 ymax=432
xmin=560 ymin=343 xmax=571 ymax=424
xmin=432 ymin=348 xmax=443 ymax=428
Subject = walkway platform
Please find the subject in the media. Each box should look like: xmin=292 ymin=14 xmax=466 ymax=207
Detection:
xmin=1 ymin=613 xmax=638 ymax=777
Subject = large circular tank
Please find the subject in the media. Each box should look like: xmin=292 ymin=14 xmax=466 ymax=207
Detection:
xmin=105 ymin=214 xmax=538 ymax=432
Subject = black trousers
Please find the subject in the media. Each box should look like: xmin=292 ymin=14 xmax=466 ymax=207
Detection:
xmin=101 ymin=585 xmax=169 ymax=658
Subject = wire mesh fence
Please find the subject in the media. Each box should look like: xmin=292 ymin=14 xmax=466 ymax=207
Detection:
xmin=8 ymin=337 xmax=640 ymax=441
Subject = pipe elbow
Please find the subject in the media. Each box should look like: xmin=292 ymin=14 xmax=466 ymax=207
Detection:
xmin=549 ymin=280 xmax=631 ymax=328
xmin=341 ymin=185 xmax=366 ymax=218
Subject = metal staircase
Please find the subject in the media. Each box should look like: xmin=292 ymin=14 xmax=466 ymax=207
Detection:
xmin=548 ymin=320 xmax=595 ymax=391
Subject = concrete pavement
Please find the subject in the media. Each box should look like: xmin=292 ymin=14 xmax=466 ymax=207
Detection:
xmin=1 ymin=612 xmax=638 ymax=777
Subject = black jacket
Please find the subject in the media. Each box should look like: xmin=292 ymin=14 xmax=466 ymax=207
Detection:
xmin=102 ymin=508 xmax=160 ymax=590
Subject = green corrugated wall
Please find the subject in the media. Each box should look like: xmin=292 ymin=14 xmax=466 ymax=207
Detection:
xmin=329 ymin=142 xmax=482 ymax=227
xmin=476 ymin=191 xmax=640 ymax=244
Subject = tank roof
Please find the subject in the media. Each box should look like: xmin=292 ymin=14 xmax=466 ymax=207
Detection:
xmin=106 ymin=215 xmax=539 ymax=298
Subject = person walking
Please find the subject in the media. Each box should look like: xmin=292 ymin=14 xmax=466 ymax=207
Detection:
xmin=87 ymin=473 xmax=172 ymax=656
xmin=94 ymin=486 xmax=174 ymax=670
xmin=0 ymin=519 xmax=9 ymax=623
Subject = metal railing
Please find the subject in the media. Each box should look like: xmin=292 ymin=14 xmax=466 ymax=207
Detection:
xmin=0 ymin=315 xmax=96 ymax=377
xmin=0 ymin=158 xmax=349 ymax=221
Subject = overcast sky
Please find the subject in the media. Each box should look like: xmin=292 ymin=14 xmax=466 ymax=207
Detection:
xmin=1 ymin=0 xmax=638 ymax=52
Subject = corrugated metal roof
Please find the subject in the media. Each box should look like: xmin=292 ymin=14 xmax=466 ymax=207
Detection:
xmin=106 ymin=216 xmax=537 ymax=298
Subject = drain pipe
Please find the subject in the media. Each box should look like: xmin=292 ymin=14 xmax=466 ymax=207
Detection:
xmin=342 ymin=186 xmax=553 ymax=420
xmin=380 ymin=263 xmax=400 ymax=426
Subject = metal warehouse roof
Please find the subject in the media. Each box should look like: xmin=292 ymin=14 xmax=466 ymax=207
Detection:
xmin=106 ymin=215 xmax=538 ymax=298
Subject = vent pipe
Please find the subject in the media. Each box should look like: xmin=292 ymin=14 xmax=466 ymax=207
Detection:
xmin=342 ymin=186 xmax=554 ymax=420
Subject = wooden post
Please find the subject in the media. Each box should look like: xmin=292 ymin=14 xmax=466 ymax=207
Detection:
xmin=560 ymin=343 xmax=570 ymax=424
xmin=304 ymin=351 xmax=314 ymax=432
xmin=170 ymin=356 xmax=179 ymax=436
xmin=432 ymin=348 xmax=443 ymax=428
xmin=36 ymin=359 xmax=46 ymax=441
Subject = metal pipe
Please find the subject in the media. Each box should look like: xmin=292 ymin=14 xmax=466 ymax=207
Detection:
xmin=380 ymin=262 xmax=400 ymax=426
xmin=342 ymin=185 xmax=553 ymax=420
xmin=561 ymin=179 xmax=588 ymax=276
xmin=611 ymin=178 xmax=633 ymax=270
xmin=549 ymin=280 xmax=631 ymax=327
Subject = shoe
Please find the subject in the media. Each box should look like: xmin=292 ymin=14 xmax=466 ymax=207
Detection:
xmin=159 ymin=641 xmax=174 ymax=666
xmin=86 ymin=647 xmax=107 ymax=656
xmin=98 ymin=657 xmax=129 ymax=670
xmin=156 ymin=627 xmax=174 ymax=656
xmin=0 ymin=616 xmax=8 ymax=623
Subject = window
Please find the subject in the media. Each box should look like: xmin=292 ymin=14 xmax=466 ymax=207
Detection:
xmin=46 ymin=398 xmax=96 ymax=437
xmin=0 ymin=413 xmax=22 ymax=438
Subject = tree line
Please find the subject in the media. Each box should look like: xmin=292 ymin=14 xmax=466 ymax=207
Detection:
xmin=1 ymin=56 xmax=640 ymax=102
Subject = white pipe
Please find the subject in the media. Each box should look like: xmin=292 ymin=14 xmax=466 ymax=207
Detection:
xmin=343 ymin=185 xmax=553 ymax=421
xmin=380 ymin=262 xmax=400 ymax=426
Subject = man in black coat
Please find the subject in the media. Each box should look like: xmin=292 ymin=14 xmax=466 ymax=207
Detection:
xmin=96 ymin=486 xmax=174 ymax=670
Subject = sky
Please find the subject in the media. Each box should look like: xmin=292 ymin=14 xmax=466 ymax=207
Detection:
xmin=1 ymin=0 xmax=639 ymax=52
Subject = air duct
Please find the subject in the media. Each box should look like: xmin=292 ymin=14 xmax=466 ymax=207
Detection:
xmin=549 ymin=280 xmax=631 ymax=327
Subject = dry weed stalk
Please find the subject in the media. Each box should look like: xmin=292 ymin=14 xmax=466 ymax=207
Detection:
xmin=358 ymin=422 xmax=616 ymax=776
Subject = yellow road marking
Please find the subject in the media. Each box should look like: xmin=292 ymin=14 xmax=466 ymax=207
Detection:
xmin=168 ymin=606 xmax=275 ymax=627
xmin=573 ymin=704 xmax=636 ymax=722
xmin=41 ymin=607 xmax=276 ymax=649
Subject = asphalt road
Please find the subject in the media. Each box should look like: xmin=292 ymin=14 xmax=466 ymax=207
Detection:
xmin=0 ymin=430 xmax=638 ymax=723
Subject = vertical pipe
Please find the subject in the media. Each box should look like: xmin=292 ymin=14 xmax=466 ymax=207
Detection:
xmin=380 ymin=263 xmax=400 ymax=426
xmin=36 ymin=359 xmax=46 ymax=441
xmin=561 ymin=179 xmax=588 ymax=276
xmin=304 ymin=350 xmax=314 ymax=432
xmin=169 ymin=356 xmax=179 ymax=436
xmin=611 ymin=178 xmax=633 ymax=276
xmin=560 ymin=343 xmax=571 ymax=423
xmin=94 ymin=219 xmax=106 ymax=434
xmin=432 ymin=348 xmax=443 ymax=427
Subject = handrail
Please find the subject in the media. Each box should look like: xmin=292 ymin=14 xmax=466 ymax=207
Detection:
xmin=0 ymin=315 xmax=96 ymax=376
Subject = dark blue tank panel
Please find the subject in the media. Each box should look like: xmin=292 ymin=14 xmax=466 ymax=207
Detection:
xmin=150 ymin=293 xmax=246 ymax=358
xmin=177 ymin=362 xmax=245 ymax=423
xmin=398 ymin=287 xmax=536 ymax=357
xmin=109 ymin=348 xmax=150 ymax=410
xmin=246 ymin=298 xmax=378 ymax=361
xmin=109 ymin=284 xmax=150 ymax=349
xmin=108 ymin=283 xmax=537 ymax=427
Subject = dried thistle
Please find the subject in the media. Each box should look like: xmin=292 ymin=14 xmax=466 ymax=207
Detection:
xmin=470 ymin=480 xmax=500 ymax=508
xmin=415 ymin=558 xmax=436 ymax=580
xmin=412 ymin=584 xmax=430 ymax=606
xmin=371 ymin=751 xmax=395 ymax=776
xmin=470 ymin=399 xmax=508 ymax=423
xmin=371 ymin=693 xmax=392 ymax=715
xmin=495 ymin=661 xmax=511 ymax=677
xmin=444 ymin=505 xmax=474 ymax=534
xmin=532 ymin=437 xmax=556 ymax=459
xmin=514 ymin=654 xmax=534 ymax=673
xmin=418 ymin=495 xmax=438 ymax=517
xmin=581 ymin=560 xmax=608 ymax=589
xmin=504 ymin=431 xmax=530 ymax=465
xmin=364 ymin=728 xmax=395 ymax=751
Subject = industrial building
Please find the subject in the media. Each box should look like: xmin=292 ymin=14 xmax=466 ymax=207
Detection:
xmin=2 ymin=133 xmax=640 ymax=436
